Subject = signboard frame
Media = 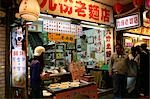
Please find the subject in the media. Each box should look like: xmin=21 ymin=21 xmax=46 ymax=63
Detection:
xmin=38 ymin=0 xmax=114 ymax=25
xmin=116 ymin=12 xmax=141 ymax=31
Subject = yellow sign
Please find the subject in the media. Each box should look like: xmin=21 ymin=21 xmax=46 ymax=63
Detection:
xmin=127 ymin=27 xmax=150 ymax=36
xmin=48 ymin=33 xmax=75 ymax=42
xmin=38 ymin=0 xmax=113 ymax=25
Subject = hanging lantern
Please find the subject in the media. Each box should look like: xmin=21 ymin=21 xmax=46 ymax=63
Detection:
xmin=143 ymin=10 xmax=150 ymax=21
xmin=0 ymin=8 xmax=6 ymax=18
xmin=16 ymin=0 xmax=40 ymax=21
xmin=145 ymin=0 xmax=150 ymax=10
xmin=133 ymin=0 xmax=143 ymax=8
xmin=113 ymin=3 xmax=123 ymax=14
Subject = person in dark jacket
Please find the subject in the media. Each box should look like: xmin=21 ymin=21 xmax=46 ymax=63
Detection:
xmin=30 ymin=46 xmax=45 ymax=98
xmin=139 ymin=44 xmax=149 ymax=96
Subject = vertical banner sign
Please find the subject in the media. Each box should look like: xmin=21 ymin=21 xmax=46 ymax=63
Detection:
xmin=11 ymin=27 xmax=26 ymax=88
xmin=105 ymin=28 xmax=113 ymax=64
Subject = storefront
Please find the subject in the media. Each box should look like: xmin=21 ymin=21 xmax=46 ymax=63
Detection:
xmin=9 ymin=0 xmax=115 ymax=98
xmin=116 ymin=11 xmax=150 ymax=52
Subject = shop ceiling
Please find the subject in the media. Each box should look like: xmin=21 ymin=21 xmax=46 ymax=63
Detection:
xmin=95 ymin=0 xmax=132 ymax=6
xmin=1 ymin=0 xmax=132 ymax=9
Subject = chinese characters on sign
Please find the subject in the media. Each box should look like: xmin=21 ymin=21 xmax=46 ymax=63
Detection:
xmin=105 ymin=29 xmax=113 ymax=63
xmin=116 ymin=13 xmax=140 ymax=31
xmin=12 ymin=50 xmax=26 ymax=87
xmin=48 ymin=33 xmax=75 ymax=42
xmin=38 ymin=0 xmax=113 ymax=25
xmin=94 ymin=30 xmax=104 ymax=52
xmin=11 ymin=27 xmax=26 ymax=88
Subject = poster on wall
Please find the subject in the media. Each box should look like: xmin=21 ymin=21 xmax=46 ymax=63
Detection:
xmin=11 ymin=26 xmax=26 ymax=88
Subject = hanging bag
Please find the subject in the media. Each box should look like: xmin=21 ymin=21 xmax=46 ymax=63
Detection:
xmin=127 ymin=58 xmax=138 ymax=77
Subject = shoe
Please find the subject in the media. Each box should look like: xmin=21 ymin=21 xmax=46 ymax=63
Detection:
xmin=139 ymin=93 xmax=144 ymax=96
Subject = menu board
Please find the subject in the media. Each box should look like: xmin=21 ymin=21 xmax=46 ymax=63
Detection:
xmin=43 ymin=19 xmax=83 ymax=36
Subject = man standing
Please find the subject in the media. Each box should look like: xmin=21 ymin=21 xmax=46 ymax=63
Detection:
xmin=139 ymin=44 xmax=149 ymax=96
xmin=109 ymin=44 xmax=129 ymax=99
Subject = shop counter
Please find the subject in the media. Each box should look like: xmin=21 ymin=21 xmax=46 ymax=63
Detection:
xmin=44 ymin=82 xmax=98 ymax=99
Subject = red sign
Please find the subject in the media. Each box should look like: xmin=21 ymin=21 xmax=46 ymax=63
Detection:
xmin=38 ymin=0 xmax=113 ymax=25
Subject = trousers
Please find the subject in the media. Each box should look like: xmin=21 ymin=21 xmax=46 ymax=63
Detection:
xmin=113 ymin=74 xmax=127 ymax=99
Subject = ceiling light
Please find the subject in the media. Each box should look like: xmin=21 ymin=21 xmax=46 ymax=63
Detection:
xmin=123 ymin=33 xmax=139 ymax=38
xmin=26 ymin=22 xmax=33 ymax=25
xmin=38 ymin=18 xmax=44 ymax=21
xmin=81 ymin=24 xmax=105 ymax=30
xmin=140 ymin=35 xmax=150 ymax=39
xmin=39 ymin=14 xmax=53 ymax=18
xmin=99 ymin=24 xmax=105 ymax=27
xmin=81 ymin=21 xmax=98 ymax=26
xmin=56 ymin=16 xmax=71 ymax=21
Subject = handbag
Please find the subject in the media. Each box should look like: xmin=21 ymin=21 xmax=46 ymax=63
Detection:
xmin=127 ymin=58 xmax=138 ymax=77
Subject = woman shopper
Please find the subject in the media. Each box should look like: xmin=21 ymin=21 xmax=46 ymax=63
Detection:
xmin=127 ymin=46 xmax=140 ymax=98
xmin=30 ymin=46 xmax=45 ymax=98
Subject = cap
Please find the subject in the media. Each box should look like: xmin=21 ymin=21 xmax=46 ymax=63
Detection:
xmin=33 ymin=46 xmax=45 ymax=56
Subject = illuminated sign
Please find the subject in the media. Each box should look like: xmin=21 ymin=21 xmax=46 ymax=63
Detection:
xmin=116 ymin=13 xmax=141 ymax=31
xmin=38 ymin=0 xmax=113 ymax=25
xmin=127 ymin=27 xmax=150 ymax=36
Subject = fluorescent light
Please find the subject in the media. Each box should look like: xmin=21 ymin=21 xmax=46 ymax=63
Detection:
xmin=38 ymin=18 xmax=43 ymax=21
xmin=56 ymin=16 xmax=71 ymax=21
xmin=140 ymin=35 xmax=150 ymax=39
xmin=81 ymin=24 xmax=105 ymax=30
xmin=99 ymin=24 xmax=105 ymax=27
xmin=124 ymin=33 xmax=150 ymax=39
xmin=39 ymin=14 xmax=53 ymax=18
xmin=26 ymin=22 xmax=33 ymax=25
xmin=81 ymin=21 xmax=98 ymax=26
xmin=123 ymin=33 xmax=139 ymax=38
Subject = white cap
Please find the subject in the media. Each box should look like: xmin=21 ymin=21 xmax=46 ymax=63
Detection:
xmin=33 ymin=46 xmax=45 ymax=56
